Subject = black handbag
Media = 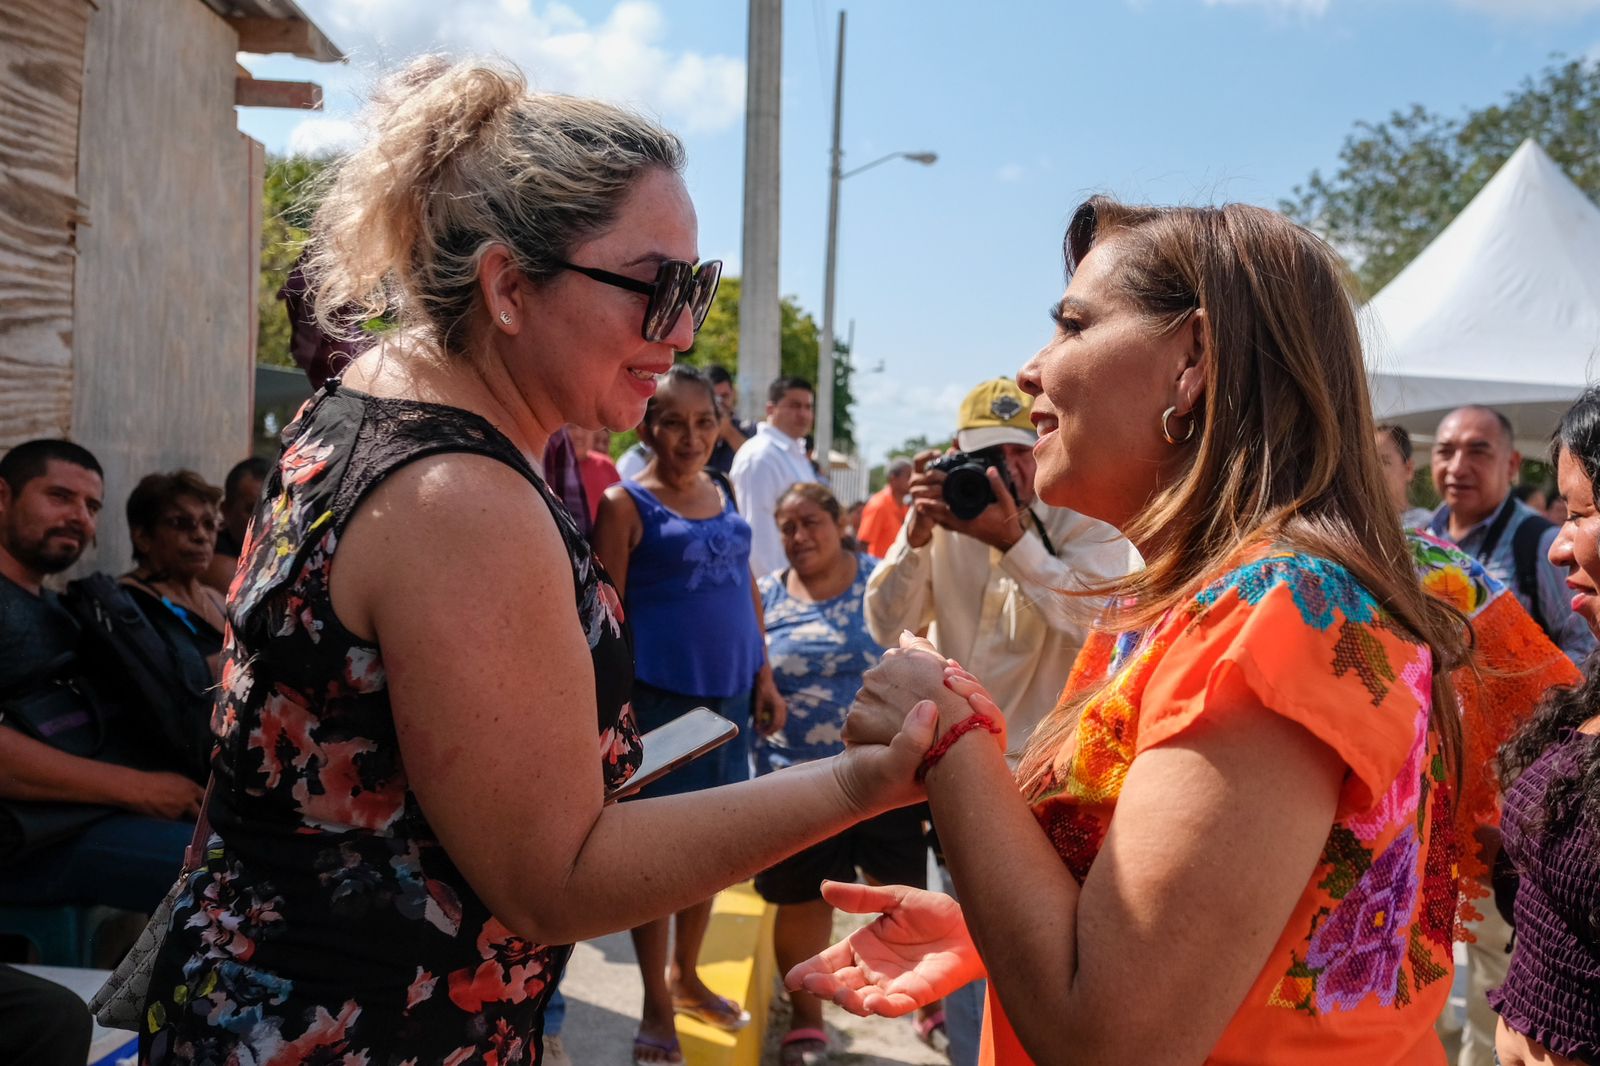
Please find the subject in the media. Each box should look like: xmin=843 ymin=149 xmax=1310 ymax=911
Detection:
xmin=0 ymin=653 xmax=117 ymax=860
xmin=65 ymin=574 xmax=215 ymax=782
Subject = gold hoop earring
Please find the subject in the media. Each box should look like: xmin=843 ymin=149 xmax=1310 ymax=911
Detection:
xmin=1161 ymin=405 xmax=1195 ymax=445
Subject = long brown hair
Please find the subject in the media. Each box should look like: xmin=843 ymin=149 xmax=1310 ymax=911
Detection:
xmin=1017 ymin=197 xmax=1469 ymax=792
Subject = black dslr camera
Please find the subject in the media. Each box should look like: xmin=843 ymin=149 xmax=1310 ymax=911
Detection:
xmin=927 ymin=446 xmax=1018 ymax=521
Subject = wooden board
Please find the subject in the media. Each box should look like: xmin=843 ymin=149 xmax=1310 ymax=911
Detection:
xmin=235 ymin=75 xmax=322 ymax=110
xmin=0 ymin=0 xmax=93 ymax=446
xmin=227 ymin=14 xmax=343 ymax=63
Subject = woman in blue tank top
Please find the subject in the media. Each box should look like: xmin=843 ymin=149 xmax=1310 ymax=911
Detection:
xmin=592 ymin=364 xmax=784 ymax=1065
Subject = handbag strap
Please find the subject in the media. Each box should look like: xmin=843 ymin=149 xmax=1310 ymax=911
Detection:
xmin=182 ymin=776 xmax=216 ymax=873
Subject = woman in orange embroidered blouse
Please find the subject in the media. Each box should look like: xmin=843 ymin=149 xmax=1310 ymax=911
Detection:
xmin=788 ymin=198 xmax=1474 ymax=1065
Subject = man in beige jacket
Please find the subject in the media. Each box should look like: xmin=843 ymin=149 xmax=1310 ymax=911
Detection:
xmin=864 ymin=377 xmax=1138 ymax=761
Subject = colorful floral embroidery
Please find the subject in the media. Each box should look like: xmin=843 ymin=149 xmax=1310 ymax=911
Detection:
xmin=1019 ymin=546 xmax=1460 ymax=1061
xmin=1193 ymin=551 xmax=1380 ymax=628
xmin=1306 ymin=826 xmax=1421 ymax=1011
xmin=1403 ymin=530 xmax=1584 ymax=911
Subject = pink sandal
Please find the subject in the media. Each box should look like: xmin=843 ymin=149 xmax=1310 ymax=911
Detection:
xmin=780 ymin=1027 xmax=830 ymax=1066
xmin=915 ymin=1009 xmax=950 ymax=1054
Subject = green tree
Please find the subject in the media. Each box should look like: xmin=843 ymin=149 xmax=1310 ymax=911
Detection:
xmin=685 ymin=276 xmax=856 ymax=450
xmin=1285 ymin=57 xmax=1600 ymax=297
xmin=257 ymin=156 xmax=330 ymax=367
xmin=887 ymin=433 xmax=945 ymax=459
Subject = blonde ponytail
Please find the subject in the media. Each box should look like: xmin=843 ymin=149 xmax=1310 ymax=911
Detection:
xmin=306 ymin=55 xmax=684 ymax=356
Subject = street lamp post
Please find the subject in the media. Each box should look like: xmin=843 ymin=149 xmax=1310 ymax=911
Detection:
xmin=815 ymin=8 xmax=935 ymax=470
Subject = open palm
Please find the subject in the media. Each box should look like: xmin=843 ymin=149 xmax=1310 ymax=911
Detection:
xmin=784 ymin=882 xmax=984 ymax=1018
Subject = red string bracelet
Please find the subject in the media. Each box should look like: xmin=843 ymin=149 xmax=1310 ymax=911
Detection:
xmin=916 ymin=711 xmax=1002 ymax=783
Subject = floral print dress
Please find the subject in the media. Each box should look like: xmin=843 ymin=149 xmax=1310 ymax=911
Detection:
xmin=141 ymin=381 xmax=641 ymax=1066
xmin=981 ymin=548 xmax=1456 ymax=1066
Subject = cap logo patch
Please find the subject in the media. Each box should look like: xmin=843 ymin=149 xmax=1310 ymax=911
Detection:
xmin=990 ymin=394 xmax=1023 ymax=421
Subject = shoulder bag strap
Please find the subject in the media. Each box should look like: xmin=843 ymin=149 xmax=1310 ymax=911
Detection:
xmin=1510 ymin=514 xmax=1556 ymax=638
xmin=1474 ymin=495 xmax=1519 ymax=564
xmin=182 ymin=776 xmax=217 ymax=873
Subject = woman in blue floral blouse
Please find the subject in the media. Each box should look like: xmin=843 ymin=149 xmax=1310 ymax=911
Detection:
xmin=753 ymin=483 xmax=931 ymax=1066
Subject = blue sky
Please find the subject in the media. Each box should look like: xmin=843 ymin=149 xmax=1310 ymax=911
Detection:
xmin=239 ymin=0 xmax=1600 ymax=464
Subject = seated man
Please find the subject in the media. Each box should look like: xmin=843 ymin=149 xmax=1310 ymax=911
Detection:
xmin=0 ymin=440 xmax=201 ymax=915
xmin=0 ymin=964 xmax=90 ymax=1066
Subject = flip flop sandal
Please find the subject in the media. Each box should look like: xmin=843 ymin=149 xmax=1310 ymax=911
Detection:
xmin=671 ymin=992 xmax=751 ymax=1032
xmin=914 ymin=1009 xmax=950 ymax=1055
xmin=779 ymin=1027 xmax=831 ymax=1066
xmin=632 ymin=1032 xmax=683 ymax=1066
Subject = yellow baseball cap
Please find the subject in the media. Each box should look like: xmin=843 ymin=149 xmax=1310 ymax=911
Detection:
xmin=956 ymin=377 xmax=1034 ymax=451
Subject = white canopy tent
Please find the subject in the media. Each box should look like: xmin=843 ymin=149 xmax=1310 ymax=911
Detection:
xmin=1364 ymin=139 xmax=1600 ymax=454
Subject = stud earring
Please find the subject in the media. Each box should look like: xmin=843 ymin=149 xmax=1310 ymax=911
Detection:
xmin=499 ymin=310 xmax=513 ymax=326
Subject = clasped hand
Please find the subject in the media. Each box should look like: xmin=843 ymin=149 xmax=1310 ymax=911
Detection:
xmin=846 ymin=632 xmax=1008 ymax=754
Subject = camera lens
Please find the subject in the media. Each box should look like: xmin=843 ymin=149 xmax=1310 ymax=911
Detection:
xmin=942 ymin=464 xmax=995 ymax=520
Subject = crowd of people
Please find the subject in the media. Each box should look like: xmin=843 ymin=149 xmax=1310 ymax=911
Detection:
xmin=1 ymin=54 xmax=1598 ymax=1066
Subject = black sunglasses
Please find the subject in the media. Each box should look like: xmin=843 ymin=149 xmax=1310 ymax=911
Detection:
xmin=558 ymin=258 xmax=723 ymax=343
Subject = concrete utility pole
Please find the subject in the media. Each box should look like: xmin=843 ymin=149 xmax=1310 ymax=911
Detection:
xmin=737 ymin=0 xmax=783 ymax=426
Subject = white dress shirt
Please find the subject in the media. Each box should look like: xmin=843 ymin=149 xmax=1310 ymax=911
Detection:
xmin=864 ymin=506 xmax=1140 ymax=761
xmin=615 ymin=442 xmax=652 ymax=481
xmin=729 ymin=422 xmax=820 ymax=577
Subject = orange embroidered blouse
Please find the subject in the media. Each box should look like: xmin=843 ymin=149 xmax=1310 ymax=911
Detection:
xmin=981 ymin=549 xmax=1456 ymax=1065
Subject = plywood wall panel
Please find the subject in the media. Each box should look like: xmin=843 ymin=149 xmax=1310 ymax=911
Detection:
xmin=72 ymin=0 xmax=255 ymax=573
xmin=0 ymin=0 xmax=92 ymax=445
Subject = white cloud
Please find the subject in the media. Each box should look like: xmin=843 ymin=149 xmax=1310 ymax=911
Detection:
xmin=852 ymin=375 xmax=968 ymax=464
xmin=297 ymin=0 xmax=745 ymax=135
xmin=287 ymin=116 xmax=361 ymax=157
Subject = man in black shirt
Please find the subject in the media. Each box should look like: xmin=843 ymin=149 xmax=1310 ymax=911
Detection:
xmin=0 ymin=440 xmax=199 ymax=914
xmin=706 ymin=364 xmax=754 ymax=475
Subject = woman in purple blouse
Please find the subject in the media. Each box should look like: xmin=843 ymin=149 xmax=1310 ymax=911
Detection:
xmin=1492 ymin=386 xmax=1600 ymax=1066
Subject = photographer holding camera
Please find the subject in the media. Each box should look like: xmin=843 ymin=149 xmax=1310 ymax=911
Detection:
xmin=864 ymin=378 xmax=1137 ymax=758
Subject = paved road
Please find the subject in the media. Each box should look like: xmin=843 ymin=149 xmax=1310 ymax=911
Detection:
xmin=560 ymin=918 xmax=946 ymax=1066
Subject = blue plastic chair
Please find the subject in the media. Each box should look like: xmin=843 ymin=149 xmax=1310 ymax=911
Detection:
xmin=0 ymin=903 xmax=113 ymax=966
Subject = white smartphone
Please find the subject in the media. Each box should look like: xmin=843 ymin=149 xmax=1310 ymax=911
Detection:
xmin=604 ymin=706 xmax=741 ymax=802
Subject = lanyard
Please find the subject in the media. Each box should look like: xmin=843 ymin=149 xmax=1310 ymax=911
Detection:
xmin=1020 ymin=507 xmax=1058 ymax=557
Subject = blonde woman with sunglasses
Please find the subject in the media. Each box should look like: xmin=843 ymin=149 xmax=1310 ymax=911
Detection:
xmin=138 ymin=57 xmax=933 ymax=1065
